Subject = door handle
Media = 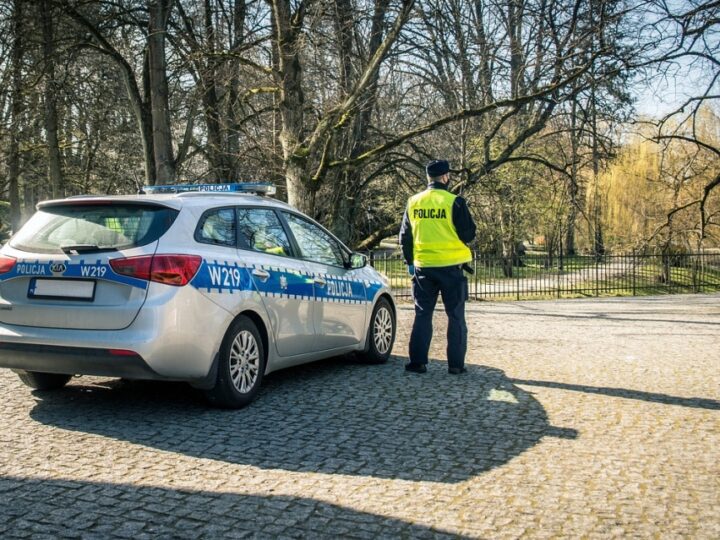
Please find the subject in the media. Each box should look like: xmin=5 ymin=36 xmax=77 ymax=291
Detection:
xmin=313 ymin=277 xmax=326 ymax=287
xmin=252 ymin=268 xmax=270 ymax=281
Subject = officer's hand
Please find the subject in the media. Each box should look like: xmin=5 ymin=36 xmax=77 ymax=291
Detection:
xmin=407 ymin=264 xmax=415 ymax=276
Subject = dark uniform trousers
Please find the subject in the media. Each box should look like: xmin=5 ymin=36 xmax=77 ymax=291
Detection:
xmin=409 ymin=265 xmax=468 ymax=370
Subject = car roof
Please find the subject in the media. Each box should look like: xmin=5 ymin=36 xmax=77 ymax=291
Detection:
xmin=37 ymin=192 xmax=296 ymax=213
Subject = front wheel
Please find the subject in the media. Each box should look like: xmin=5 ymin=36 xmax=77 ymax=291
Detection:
xmin=17 ymin=371 xmax=72 ymax=391
xmin=204 ymin=315 xmax=266 ymax=409
xmin=361 ymin=297 xmax=396 ymax=363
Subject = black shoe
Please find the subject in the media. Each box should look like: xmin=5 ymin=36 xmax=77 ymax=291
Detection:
xmin=448 ymin=367 xmax=467 ymax=375
xmin=405 ymin=363 xmax=427 ymax=374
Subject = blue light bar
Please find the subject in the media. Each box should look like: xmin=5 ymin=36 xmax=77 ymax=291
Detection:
xmin=142 ymin=182 xmax=276 ymax=196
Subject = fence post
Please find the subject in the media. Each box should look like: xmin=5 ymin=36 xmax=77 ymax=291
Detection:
xmin=595 ymin=255 xmax=599 ymax=297
xmin=473 ymin=252 xmax=478 ymax=300
xmin=632 ymin=251 xmax=636 ymax=296
xmin=556 ymin=254 xmax=561 ymax=298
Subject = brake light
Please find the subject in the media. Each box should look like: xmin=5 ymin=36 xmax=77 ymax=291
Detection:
xmin=0 ymin=256 xmax=17 ymax=274
xmin=110 ymin=255 xmax=202 ymax=286
xmin=151 ymin=255 xmax=202 ymax=285
xmin=108 ymin=349 xmax=140 ymax=357
xmin=110 ymin=256 xmax=152 ymax=281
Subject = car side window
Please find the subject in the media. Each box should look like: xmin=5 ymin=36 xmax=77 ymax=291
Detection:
xmin=196 ymin=208 xmax=236 ymax=247
xmin=283 ymin=212 xmax=345 ymax=267
xmin=237 ymin=208 xmax=291 ymax=257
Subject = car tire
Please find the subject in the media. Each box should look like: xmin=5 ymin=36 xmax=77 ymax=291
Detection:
xmin=17 ymin=371 xmax=72 ymax=391
xmin=361 ymin=297 xmax=396 ymax=364
xmin=204 ymin=315 xmax=266 ymax=409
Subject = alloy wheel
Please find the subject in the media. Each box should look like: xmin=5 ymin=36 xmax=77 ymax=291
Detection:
xmin=229 ymin=330 xmax=260 ymax=393
xmin=373 ymin=306 xmax=393 ymax=354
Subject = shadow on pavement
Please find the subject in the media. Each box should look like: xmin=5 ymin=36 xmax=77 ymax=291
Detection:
xmin=29 ymin=358 xmax=577 ymax=483
xmin=511 ymin=378 xmax=720 ymax=410
xmin=0 ymin=475 xmax=468 ymax=538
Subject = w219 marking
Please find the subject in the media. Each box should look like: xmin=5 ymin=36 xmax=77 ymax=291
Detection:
xmin=80 ymin=265 xmax=107 ymax=278
xmin=208 ymin=265 xmax=244 ymax=288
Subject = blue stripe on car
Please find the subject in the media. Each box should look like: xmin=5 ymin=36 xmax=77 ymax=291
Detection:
xmin=0 ymin=259 xmax=148 ymax=289
xmin=191 ymin=260 xmax=381 ymax=304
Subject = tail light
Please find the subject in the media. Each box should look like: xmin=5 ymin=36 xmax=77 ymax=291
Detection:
xmin=108 ymin=349 xmax=141 ymax=357
xmin=110 ymin=256 xmax=152 ymax=281
xmin=0 ymin=256 xmax=17 ymax=274
xmin=150 ymin=255 xmax=202 ymax=286
xmin=110 ymin=255 xmax=202 ymax=286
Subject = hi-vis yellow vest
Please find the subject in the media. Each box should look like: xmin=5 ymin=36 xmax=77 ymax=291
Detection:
xmin=408 ymin=188 xmax=472 ymax=268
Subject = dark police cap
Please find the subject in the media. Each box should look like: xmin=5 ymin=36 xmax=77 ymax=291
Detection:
xmin=426 ymin=159 xmax=449 ymax=177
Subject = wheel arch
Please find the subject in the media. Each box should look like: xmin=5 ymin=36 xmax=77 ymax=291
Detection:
xmin=189 ymin=308 xmax=271 ymax=390
xmin=239 ymin=309 xmax=270 ymax=367
xmin=369 ymin=292 xmax=396 ymax=326
xmin=376 ymin=292 xmax=396 ymax=319
xmin=362 ymin=292 xmax=396 ymax=355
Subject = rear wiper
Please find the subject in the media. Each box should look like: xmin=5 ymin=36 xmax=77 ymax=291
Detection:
xmin=60 ymin=244 xmax=118 ymax=254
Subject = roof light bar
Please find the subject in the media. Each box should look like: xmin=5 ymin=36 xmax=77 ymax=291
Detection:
xmin=142 ymin=183 xmax=276 ymax=196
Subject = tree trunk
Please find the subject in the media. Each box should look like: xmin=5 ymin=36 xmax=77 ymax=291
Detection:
xmin=498 ymin=192 xmax=515 ymax=278
xmin=148 ymin=0 xmax=175 ymax=183
xmin=590 ymin=82 xmax=604 ymax=259
xmin=225 ymin=0 xmax=247 ymax=174
xmin=40 ymin=0 xmax=64 ymax=198
xmin=201 ymin=0 xmax=229 ymax=180
xmin=508 ymin=0 xmax=525 ymax=100
xmin=272 ymin=0 xmax=308 ymax=210
xmin=325 ymin=0 xmax=391 ymax=241
xmin=285 ymin=159 xmax=315 ymax=214
xmin=140 ymin=52 xmax=157 ymax=185
xmin=334 ymin=0 xmax=355 ymax=94
xmin=474 ymin=0 xmax=493 ymax=105
xmin=8 ymin=0 xmax=24 ymax=231
xmin=566 ymin=99 xmax=579 ymax=256
xmin=328 ymin=171 xmax=358 ymax=242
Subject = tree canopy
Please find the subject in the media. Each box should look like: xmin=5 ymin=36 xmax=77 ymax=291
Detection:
xmin=1 ymin=0 xmax=718 ymax=253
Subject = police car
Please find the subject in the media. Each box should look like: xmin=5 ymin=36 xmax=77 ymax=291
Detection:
xmin=0 ymin=183 xmax=396 ymax=408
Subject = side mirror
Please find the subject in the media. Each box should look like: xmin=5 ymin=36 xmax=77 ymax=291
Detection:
xmin=349 ymin=252 xmax=368 ymax=269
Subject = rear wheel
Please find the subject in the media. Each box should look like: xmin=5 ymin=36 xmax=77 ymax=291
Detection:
xmin=204 ymin=315 xmax=266 ymax=409
xmin=361 ymin=297 xmax=396 ymax=363
xmin=17 ymin=371 xmax=72 ymax=391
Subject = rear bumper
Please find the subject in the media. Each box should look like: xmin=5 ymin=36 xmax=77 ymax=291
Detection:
xmin=0 ymin=342 xmax=164 ymax=380
xmin=0 ymin=284 xmax=237 ymax=380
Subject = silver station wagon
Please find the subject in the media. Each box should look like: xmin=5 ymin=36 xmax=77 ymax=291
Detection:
xmin=0 ymin=183 xmax=396 ymax=408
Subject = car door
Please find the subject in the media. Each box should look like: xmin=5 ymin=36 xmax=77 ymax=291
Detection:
xmin=235 ymin=207 xmax=316 ymax=356
xmin=282 ymin=212 xmax=368 ymax=351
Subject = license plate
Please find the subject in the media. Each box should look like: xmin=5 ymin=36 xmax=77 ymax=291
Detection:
xmin=28 ymin=278 xmax=96 ymax=301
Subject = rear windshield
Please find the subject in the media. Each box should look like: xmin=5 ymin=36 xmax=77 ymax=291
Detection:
xmin=10 ymin=203 xmax=179 ymax=254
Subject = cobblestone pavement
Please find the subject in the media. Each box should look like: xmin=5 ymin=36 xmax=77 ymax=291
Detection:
xmin=1 ymin=294 xmax=719 ymax=539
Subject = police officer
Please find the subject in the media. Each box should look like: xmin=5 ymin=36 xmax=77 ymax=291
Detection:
xmin=399 ymin=159 xmax=476 ymax=374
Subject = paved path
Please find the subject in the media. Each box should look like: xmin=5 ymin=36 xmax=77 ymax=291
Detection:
xmin=1 ymin=294 xmax=718 ymax=538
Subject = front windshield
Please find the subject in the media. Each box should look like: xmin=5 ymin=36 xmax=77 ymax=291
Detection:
xmin=10 ymin=203 xmax=178 ymax=254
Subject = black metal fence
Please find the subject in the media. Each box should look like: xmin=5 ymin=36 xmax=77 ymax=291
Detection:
xmin=369 ymin=251 xmax=720 ymax=301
